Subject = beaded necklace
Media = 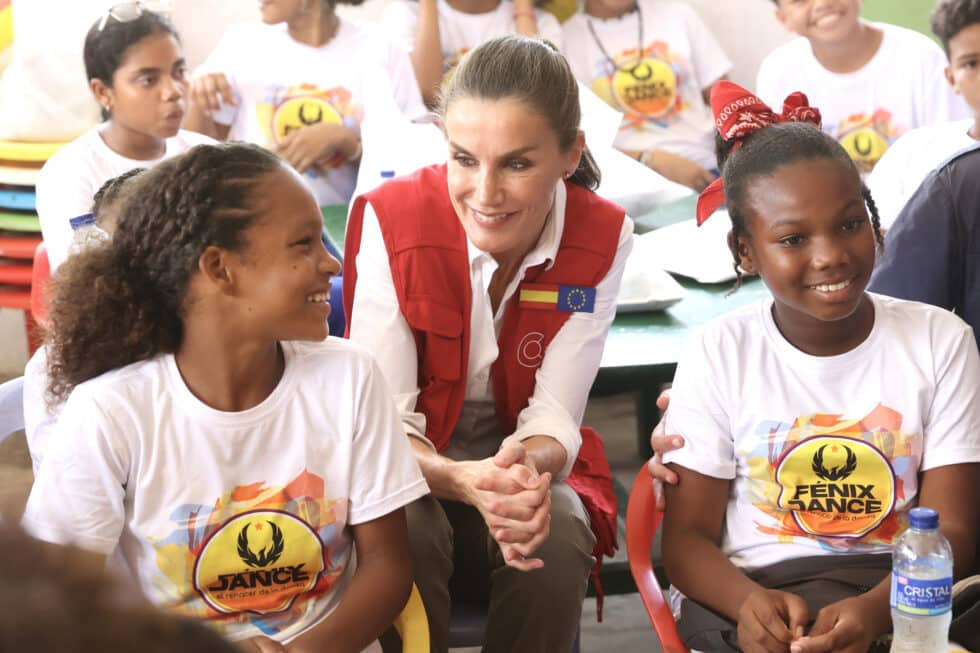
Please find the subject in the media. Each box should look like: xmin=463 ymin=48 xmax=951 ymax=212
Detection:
xmin=586 ymin=2 xmax=645 ymax=76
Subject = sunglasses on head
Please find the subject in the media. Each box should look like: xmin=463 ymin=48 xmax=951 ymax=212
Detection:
xmin=96 ymin=1 xmax=169 ymax=32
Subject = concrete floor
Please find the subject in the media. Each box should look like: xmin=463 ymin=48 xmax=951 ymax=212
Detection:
xmin=0 ymin=391 xmax=666 ymax=652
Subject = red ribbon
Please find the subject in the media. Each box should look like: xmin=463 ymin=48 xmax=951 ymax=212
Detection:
xmin=695 ymin=80 xmax=822 ymax=225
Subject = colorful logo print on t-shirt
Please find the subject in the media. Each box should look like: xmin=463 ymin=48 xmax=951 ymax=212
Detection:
xmin=775 ymin=436 xmax=896 ymax=537
xmin=256 ymin=84 xmax=361 ymax=171
xmin=591 ymin=40 xmax=687 ymax=125
xmin=193 ymin=510 xmax=326 ymax=615
xmin=746 ymin=404 xmax=919 ymax=549
xmin=150 ymin=469 xmax=348 ymax=637
xmin=835 ymin=109 xmax=905 ymax=173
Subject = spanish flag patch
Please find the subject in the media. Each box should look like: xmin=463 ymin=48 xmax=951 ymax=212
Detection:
xmin=519 ymin=283 xmax=596 ymax=313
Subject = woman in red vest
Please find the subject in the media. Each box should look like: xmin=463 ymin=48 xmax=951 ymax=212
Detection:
xmin=344 ymin=35 xmax=633 ymax=652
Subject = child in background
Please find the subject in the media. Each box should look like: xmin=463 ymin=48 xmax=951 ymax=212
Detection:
xmin=24 ymin=168 xmax=145 ymax=476
xmin=757 ymin=0 xmax=968 ymax=175
xmin=868 ymin=0 xmax=980 ymax=229
xmin=35 ymin=6 xmax=212 ymax=271
xmin=662 ymin=82 xmax=980 ymax=653
xmin=562 ymin=0 xmax=730 ymax=191
xmin=185 ymin=0 xmax=425 ymax=207
xmin=23 ymin=143 xmax=428 ymax=653
xmin=381 ymin=0 xmax=563 ymax=106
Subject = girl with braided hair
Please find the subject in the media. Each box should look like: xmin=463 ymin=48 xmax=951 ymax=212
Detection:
xmin=22 ymin=142 xmax=428 ymax=653
xmin=657 ymin=82 xmax=980 ymax=653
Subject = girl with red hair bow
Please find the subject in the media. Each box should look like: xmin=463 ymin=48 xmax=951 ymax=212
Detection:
xmin=656 ymin=81 xmax=980 ymax=653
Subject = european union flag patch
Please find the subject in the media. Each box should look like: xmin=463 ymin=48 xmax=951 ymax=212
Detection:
xmin=519 ymin=283 xmax=596 ymax=313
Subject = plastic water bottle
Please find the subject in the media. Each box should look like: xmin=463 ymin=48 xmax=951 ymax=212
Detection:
xmin=890 ymin=507 xmax=953 ymax=652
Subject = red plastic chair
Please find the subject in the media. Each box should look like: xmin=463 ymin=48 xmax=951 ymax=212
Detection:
xmin=625 ymin=467 xmax=689 ymax=653
xmin=29 ymin=241 xmax=49 ymax=327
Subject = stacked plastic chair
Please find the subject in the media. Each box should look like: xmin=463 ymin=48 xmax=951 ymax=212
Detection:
xmin=0 ymin=140 xmax=64 ymax=353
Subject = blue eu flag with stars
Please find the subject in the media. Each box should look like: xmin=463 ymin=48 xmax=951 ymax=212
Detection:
xmin=557 ymin=285 xmax=596 ymax=313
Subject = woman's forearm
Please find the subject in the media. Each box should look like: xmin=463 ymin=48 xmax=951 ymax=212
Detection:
xmin=409 ymin=435 xmax=468 ymax=501
xmin=520 ymin=435 xmax=568 ymax=477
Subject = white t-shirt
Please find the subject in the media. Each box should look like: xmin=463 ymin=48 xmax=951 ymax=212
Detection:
xmin=23 ymin=339 xmax=429 ymax=647
xmin=199 ymin=19 xmax=426 ymax=206
xmin=756 ymin=22 xmax=969 ymax=174
xmin=35 ymin=127 xmax=214 ymax=271
xmin=664 ymin=294 xmax=980 ymax=572
xmin=381 ymin=0 xmax=563 ymax=72
xmin=23 ymin=346 xmax=53 ymax=476
xmin=867 ymin=119 xmax=977 ymax=229
xmin=562 ymin=1 xmax=731 ymax=170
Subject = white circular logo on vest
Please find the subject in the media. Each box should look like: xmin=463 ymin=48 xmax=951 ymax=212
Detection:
xmin=193 ymin=509 xmax=325 ymax=615
xmin=517 ymin=332 xmax=545 ymax=368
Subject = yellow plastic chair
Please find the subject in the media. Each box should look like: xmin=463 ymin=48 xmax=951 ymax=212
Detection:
xmin=392 ymin=584 xmax=430 ymax=652
xmin=0 ymin=139 xmax=66 ymax=164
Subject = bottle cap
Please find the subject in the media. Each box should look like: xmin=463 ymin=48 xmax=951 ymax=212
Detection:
xmin=909 ymin=507 xmax=939 ymax=530
xmin=380 ymin=170 xmax=395 ymax=179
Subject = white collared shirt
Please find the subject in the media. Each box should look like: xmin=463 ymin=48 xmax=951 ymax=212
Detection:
xmin=349 ymin=182 xmax=634 ymax=479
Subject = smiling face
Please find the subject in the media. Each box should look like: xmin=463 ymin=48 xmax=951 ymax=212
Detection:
xmin=946 ymin=22 xmax=980 ymax=118
xmin=737 ymin=157 xmax=876 ymax=350
xmin=775 ymin=0 xmax=862 ymax=45
xmin=444 ymin=96 xmax=583 ymax=268
xmin=231 ymin=165 xmax=341 ymax=342
xmin=92 ymin=31 xmax=187 ymax=141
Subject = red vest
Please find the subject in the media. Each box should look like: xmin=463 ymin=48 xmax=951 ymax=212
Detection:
xmin=344 ymin=165 xmax=622 ymax=609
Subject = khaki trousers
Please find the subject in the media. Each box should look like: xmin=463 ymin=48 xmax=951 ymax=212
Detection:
xmin=393 ymin=483 xmax=595 ymax=653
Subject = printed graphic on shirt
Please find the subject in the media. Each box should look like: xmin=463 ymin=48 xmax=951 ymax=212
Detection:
xmin=744 ymin=404 xmax=920 ymax=551
xmin=151 ymin=469 xmax=348 ymax=635
xmin=834 ymin=110 xmax=905 ymax=173
xmin=194 ymin=509 xmax=325 ymax=615
xmin=255 ymin=83 xmax=362 ymax=172
xmin=590 ymin=41 xmax=688 ymax=127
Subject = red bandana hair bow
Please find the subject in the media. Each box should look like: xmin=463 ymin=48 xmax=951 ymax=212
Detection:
xmin=695 ymin=80 xmax=822 ymax=225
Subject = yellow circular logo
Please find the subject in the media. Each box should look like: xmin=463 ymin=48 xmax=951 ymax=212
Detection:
xmin=838 ymin=127 xmax=889 ymax=173
xmin=775 ymin=436 xmax=896 ymax=538
xmin=193 ymin=510 xmax=325 ymax=615
xmin=271 ymin=96 xmax=342 ymax=145
xmin=612 ymin=58 xmax=677 ymax=119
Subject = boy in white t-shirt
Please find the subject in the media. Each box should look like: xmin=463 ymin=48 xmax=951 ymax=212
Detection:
xmin=868 ymin=0 xmax=980 ymax=229
xmin=186 ymin=0 xmax=425 ymax=207
xmin=757 ymin=0 xmax=968 ymax=175
xmin=562 ymin=0 xmax=731 ymax=191
xmin=381 ymin=0 xmax=563 ymax=106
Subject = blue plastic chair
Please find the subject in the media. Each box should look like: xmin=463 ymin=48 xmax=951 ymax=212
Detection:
xmin=0 ymin=376 xmax=25 ymax=444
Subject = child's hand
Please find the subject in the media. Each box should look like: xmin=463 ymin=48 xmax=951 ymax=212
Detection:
xmin=737 ymin=588 xmax=808 ymax=653
xmin=640 ymin=149 xmax=717 ymax=192
xmin=646 ymin=388 xmax=684 ymax=509
xmin=789 ymin=596 xmax=877 ymax=653
xmin=189 ymin=72 xmax=236 ymax=115
xmin=238 ymin=635 xmax=286 ymax=653
xmin=276 ymin=123 xmax=358 ymax=174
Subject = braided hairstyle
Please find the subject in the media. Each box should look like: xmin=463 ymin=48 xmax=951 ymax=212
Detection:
xmin=92 ymin=167 xmax=146 ymax=231
xmin=437 ymin=35 xmax=601 ymax=190
xmin=45 ymin=142 xmax=283 ymax=403
xmin=715 ymin=121 xmax=884 ymax=289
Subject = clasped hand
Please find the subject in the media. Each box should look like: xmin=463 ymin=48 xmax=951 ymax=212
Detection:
xmin=738 ymin=589 xmax=877 ymax=653
xmin=459 ymin=442 xmax=552 ymax=572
